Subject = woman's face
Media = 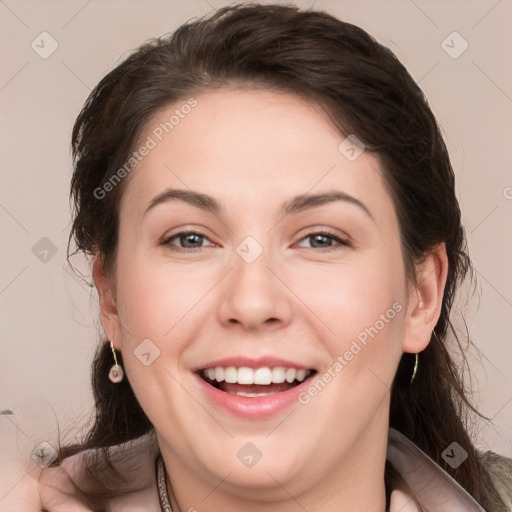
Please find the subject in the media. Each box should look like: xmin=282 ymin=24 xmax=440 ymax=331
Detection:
xmin=98 ymin=87 xmax=427 ymax=499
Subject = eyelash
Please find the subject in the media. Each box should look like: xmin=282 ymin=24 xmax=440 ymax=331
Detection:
xmin=161 ymin=229 xmax=350 ymax=252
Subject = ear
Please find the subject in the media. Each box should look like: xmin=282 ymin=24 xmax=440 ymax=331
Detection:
xmin=92 ymin=253 xmax=122 ymax=348
xmin=402 ymin=243 xmax=449 ymax=354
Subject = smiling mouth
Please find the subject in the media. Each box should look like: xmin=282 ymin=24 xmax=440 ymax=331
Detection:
xmin=198 ymin=366 xmax=317 ymax=397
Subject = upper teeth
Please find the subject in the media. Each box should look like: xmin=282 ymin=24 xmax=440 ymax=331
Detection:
xmin=203 ymin=367 xmax=311 ymax=385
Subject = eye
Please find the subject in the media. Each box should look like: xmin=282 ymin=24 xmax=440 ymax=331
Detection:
xmin=295 ymin=230 xmax=350 ymax=250
xmin=161 ymin=229 xmax=350 ymax=252
xmin=161 ymin=230 xmax=215 ymax=251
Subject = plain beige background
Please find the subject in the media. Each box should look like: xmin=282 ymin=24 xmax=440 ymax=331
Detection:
xmin=1 ymin=0 xmax=511 ymax=501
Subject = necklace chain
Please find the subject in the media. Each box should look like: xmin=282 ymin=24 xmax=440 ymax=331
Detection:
xmin=156 ymin=454 xmax=173 ymax=512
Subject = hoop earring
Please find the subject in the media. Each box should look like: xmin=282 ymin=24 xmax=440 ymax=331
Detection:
xmin=410 ymin=353 xmax=419 ymax=385
xmin=108 ymin=340 xmax=124 ymax=383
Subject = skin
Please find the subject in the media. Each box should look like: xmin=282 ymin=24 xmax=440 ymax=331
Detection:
xmin=92 ymin=87 xmax=448 ymax=512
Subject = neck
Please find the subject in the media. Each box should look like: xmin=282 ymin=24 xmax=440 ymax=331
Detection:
xmin=157 ymin=423 xmax=390 ymax=512
xmin=167 ymin=467 xmax=388 ymax=512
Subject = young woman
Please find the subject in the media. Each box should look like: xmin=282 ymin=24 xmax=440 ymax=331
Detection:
xmin=17 ymin=3 xmax=512 ymax=511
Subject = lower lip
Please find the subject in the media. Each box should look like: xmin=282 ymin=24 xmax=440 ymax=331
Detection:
xmin=194 ymin=373 xmax=314 ymax=419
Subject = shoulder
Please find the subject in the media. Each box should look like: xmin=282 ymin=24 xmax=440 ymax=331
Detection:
xmin=37 ymin=432 xmax=162 ymax=511
xmin=0 ymin=460 xmax=99 ymax=512
xmin=481 ymin=450 xmax=512 ymax=510
xmin=387 ymin=428 xmax=486 ymax=511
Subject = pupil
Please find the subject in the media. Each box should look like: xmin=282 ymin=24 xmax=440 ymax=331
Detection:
xmin=312 ymin=234 xmax=331 ymax=248
xmin=182 ymin=233 xmax=202 ymax=248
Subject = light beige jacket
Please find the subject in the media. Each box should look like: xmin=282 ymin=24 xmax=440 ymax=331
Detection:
xmin=5 ymin=428 xmax=511 ymax=511
xmin=387 ymin=428 xmax=512 ymax=512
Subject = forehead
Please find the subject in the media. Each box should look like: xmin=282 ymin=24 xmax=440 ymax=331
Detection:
xmin=120 ymin=87 xmax=392 ymax=220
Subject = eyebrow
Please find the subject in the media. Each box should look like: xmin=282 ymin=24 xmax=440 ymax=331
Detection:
xmin=143 ymin=188 xmax=372 ymax=219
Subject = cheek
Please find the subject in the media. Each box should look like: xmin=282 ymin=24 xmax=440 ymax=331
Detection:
xmin=295 ymin=265 xmax=404 ymax=414
xmin=115 ymin=251 xmax=218 ymax=343
xmin=291 ymin=253 xmax=405 ymax=343
xmin=112 ymin=254 xmax=209 ymax=425
xmin=291 ymin=257 xmax=406 ymax=413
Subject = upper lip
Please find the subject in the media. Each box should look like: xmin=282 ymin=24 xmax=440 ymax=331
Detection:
xmin=193 ymin=356 xmax=314 ymax=372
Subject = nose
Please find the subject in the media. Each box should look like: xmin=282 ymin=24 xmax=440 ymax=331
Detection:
xmin=217 ymin=244 xmax=293 ymax=332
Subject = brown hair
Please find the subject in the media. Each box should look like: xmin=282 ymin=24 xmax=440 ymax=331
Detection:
xmin=63 ymin=3 xmax=504 ymax=509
